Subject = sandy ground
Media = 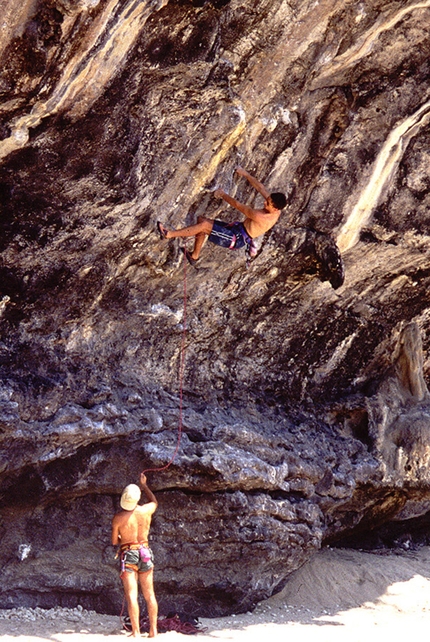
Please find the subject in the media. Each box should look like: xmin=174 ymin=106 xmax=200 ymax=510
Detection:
xmin=1 ymin=546 xmax=430 ymax=641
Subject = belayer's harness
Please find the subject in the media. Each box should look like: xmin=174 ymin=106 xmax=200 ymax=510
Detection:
xmin=119 ymin=541 xmax=152 ymax=575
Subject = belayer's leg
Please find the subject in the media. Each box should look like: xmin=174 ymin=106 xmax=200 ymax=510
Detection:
xmin=139 ymin=568 xmax=158 ymax=637
xmin=121 ymin=570 xmax=141 ymax=637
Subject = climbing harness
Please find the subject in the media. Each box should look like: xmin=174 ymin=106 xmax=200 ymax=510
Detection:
xmin=118 ymin=542 xmax=153 ymax=577
xmin=142 ymin=255 xmax=187 ymax=475
xmin=243 ymin=227 xmax=258 ymax=268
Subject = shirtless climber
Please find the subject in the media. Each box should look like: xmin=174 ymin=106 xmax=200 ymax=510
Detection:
xmin=156 ymin=167 xmax=287 ymax=266
xmin=112 ymin=473 xmax=158 ymax=638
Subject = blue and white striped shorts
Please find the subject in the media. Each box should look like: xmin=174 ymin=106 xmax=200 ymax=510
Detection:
xmin=208 ymin=220 xmax=247 ymax=249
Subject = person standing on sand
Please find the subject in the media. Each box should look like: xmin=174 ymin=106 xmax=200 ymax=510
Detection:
xmin=156 ymin=166 xmax=287 ymax=266
xmin=112 ymin=473 xmax=158 ymax=638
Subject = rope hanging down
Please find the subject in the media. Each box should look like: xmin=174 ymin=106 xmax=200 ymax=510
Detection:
xmin=142 ymin=255 xmax=187 ymax=475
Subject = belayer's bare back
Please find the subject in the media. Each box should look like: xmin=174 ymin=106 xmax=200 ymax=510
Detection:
xmin=114 ymin=505 xmax=154 ymax=545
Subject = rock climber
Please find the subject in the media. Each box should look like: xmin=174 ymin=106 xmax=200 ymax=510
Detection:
xmin=156 ymin=166 xmax=287 ymax=266
xmin=111 ymin=473 xmax=158 ymax=638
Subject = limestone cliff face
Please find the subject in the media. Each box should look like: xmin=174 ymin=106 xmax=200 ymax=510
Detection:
xmin=1 ymin=0 xmax=430 ymax=617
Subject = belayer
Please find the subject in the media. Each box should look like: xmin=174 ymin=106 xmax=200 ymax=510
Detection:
xmin=112 ymin=473 xmax=158 ymax=637
xmin=156 ymin=167 xmax=287 ymax=266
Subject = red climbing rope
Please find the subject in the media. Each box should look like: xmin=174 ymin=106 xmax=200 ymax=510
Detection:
xmin=142 ymin=254 xmax=187 ymax=475
xmin=121 ymin=612 xmax=207 ymax=635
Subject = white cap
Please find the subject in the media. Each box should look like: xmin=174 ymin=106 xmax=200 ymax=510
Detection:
xmin=120 ymin=484 xmax=141 ymax=510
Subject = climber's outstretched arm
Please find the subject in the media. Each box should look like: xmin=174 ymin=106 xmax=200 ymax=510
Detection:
xmin=214 ymin=189 xmax=254 ymax=218
xmin=236 ymin=167 xmax=270 ymax=200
